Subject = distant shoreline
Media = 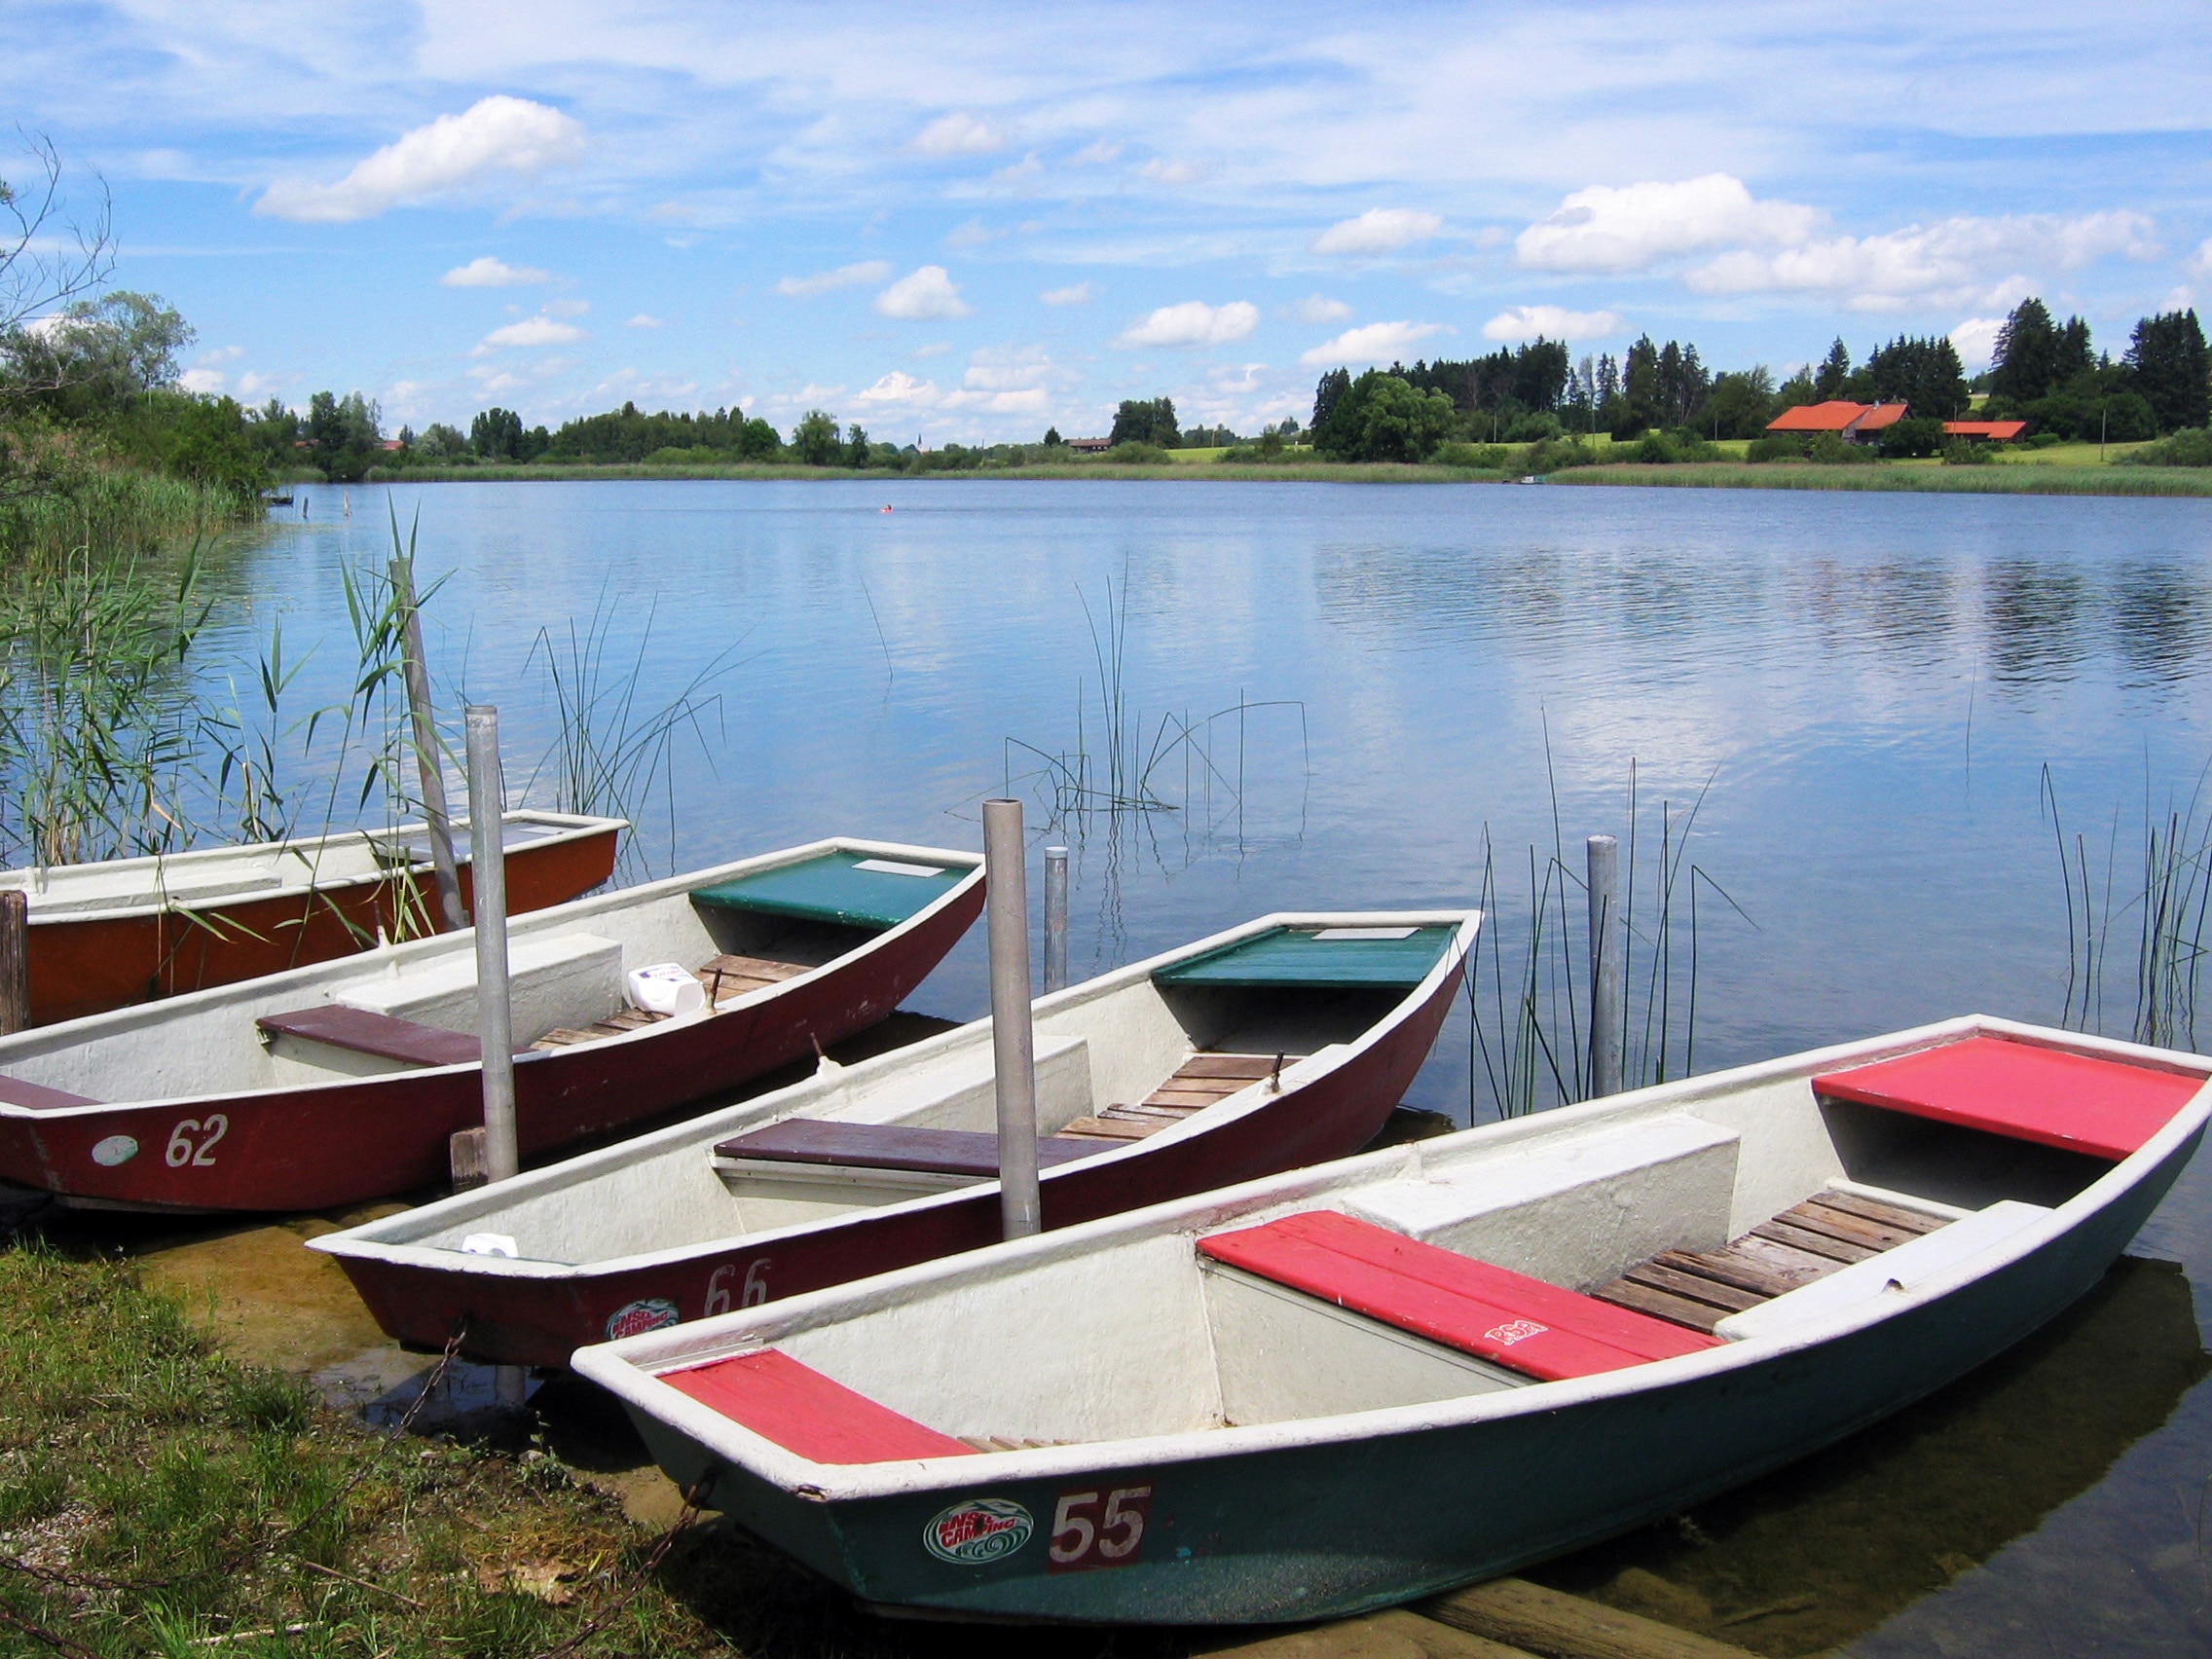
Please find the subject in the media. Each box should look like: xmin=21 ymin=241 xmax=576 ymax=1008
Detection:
xmin=346 ymin=461 xmax=2212 ymax=498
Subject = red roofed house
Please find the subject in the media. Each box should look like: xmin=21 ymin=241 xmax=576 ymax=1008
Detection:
xmin=1765 ymin=401 xmax=1910 ymax=442
xmin=1941 ymin=420 xmax=2027 ymax=443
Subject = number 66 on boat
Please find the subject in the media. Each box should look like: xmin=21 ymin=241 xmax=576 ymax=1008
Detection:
xmin=574 ymin=1014 xmax=2212 ymax=1626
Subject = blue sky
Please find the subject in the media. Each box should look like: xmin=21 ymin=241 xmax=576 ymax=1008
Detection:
xmin=7 ymin=2 xmax=2210 ymax=442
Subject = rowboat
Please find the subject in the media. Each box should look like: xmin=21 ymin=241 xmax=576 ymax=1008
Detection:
xmin=2 ymin=811 xmax=625 ymax=1026
xmin=571 ymin=1014 xmax=2210 ymax=1625
xmin=312 ymin=912 xmax=1478 ymax=1367
xmin=0 ymin=838 xmax=982 ymax=1213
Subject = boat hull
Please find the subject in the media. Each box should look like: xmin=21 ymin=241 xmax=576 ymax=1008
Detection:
xmin=0 ymin=868 xmax=981 ymax=1213
xmin=26 ymin=821 xmax=621 ymax=1026
xmin=620 ymin=1122 xmax=2199 ymax=1625
xmin=333 ymin=963 xmax=1461 ymax=1367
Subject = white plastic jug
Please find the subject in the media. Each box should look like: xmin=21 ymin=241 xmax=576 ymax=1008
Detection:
xmin=627 ymin=962 xmax=706 ymax=1016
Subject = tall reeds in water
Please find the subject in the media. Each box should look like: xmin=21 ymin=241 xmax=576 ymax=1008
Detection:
xmin=1468 ymin=759 xmax=1751 ymax=1120
xmin=2043 ymin=763 xmax=2212 ymax=1050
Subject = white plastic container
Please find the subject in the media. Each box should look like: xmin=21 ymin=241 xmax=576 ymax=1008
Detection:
xmin=626 ymin=962 xmax=706 ymax=1017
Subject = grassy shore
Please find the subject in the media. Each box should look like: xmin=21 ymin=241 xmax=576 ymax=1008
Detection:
xmin=1 ymin=469 xmax=248 ymax=565
xmin=1545 ymin=462 xmax=2212 ymax=497
xmin=375 ymin=460 xmax=1505 ymax=485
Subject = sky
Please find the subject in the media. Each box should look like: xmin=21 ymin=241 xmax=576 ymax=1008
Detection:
xmin=5 ymin=1 xmax=2210 ymax=443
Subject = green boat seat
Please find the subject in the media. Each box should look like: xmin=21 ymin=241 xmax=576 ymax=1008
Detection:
xmin=1813 ymin=1034 xmax=2203 ymax=1162
xmin=661 ymin=1348 xmax=976 ymax=1463
xmin=1154 ymin=924 xmax=1456 ymax=989
xmin=1199 ymin=1210 xmax=1720 ymax=1382
xmin=689 ymin=851 xmax=968 ymax=931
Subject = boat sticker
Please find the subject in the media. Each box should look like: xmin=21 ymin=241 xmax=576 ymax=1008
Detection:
xmin=91 ymin=1135 xmax=139 ymax=1167
xmin=923 ymin=1498 xmax=1034 ymax=1566
xmin=605 ymin=1298 xmax=681 ymax=1341
xmin=1049 ymin=1484 xmax=1154 ymax=1571
xmin=1485 ymin=1319 xmax=1548 ymax=1346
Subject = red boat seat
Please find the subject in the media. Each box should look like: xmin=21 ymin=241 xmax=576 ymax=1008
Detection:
xmin=713 ymin=1119 xmax=1106 ymax=1177
xmin=660 ymin=1348 xmax=976 ymax=1463
xmin=0 ymin=1075 xmax=98 ymax=1111
xmin=257 ymin=1005 xmax=535 ymax=1069
xmin=1198 ymin=1210 xmax=1721 ymax=1382
xmin=1813 ymin=1035 xmax=2205 ymax=1162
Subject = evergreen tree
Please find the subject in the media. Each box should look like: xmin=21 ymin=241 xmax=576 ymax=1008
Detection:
xmin=1309 ymin=368 xmax=1352 ymax=433
xmin=2124 ymin=310 xmax=2210 ymax=432
xmin=1862 ymin=334 xmax=1969 ymax=419
xmin=1813 ymin=340 xmax=1852 ymax=400
xmin=1109 ymin=397 xmax=1179 ymax=447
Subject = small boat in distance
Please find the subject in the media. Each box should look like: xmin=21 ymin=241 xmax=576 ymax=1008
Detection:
xmin=3 ymin=811 xmax=625 ymax=1025
xmin=0 ymin=838 xmax=982 ymax=1211
xmin=313 ymin=911 xmax=1478 ymax=1367
xmin=574 ymin=1016 xmax=2208 ymax=1626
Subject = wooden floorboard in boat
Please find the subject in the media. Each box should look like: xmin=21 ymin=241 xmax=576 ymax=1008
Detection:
xmin=1594 ymin=1191 xmax=1954 ymax=1334
xmin=1057 ymin=1052 xmax=1287 ymax=1142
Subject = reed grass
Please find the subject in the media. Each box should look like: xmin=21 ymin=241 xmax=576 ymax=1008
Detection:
xmin=1467 ymin=756 xmax=1751 ymax=1119
xmin=0 ymin=467 xmax=244 ymax=566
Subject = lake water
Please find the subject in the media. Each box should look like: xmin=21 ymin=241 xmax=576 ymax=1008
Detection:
xmin=219 ymin=478 xmax=2212 ymax=1653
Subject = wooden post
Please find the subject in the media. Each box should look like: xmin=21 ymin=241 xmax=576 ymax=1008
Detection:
xmin=982 ymin=799 xmax=1041 ymax=1239
xmin=389 ymin=556 xmax=465 ymax=933
xmin=0 ymin=890 xmax=28 ymax=1036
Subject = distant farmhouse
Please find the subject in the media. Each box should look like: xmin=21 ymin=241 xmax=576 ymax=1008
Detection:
xmin=1064 ymin=436 xmax=1113 ymax=454
xmin=1763 ymin=401 xmax=2025 ymax=444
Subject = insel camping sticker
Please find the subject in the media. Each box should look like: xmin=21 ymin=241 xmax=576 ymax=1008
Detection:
xmin=604 ymin=1298 xmax=680 ymax=1341
xmin=923 ymin=1498 xmax=1034 ymax=1566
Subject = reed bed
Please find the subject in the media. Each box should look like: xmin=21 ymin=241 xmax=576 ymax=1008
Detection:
xmin=0 ymin=467 xmax=245 ymax=566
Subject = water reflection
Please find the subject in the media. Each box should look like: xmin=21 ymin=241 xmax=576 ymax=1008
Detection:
xmin=1530 ymin=1256 xmax=2209 ymax=1655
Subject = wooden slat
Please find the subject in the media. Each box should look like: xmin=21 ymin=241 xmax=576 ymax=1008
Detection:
xmin=1751 ymin=1218 xmax=1877 ymax=1264
xmin=1727 ymin=1235 xmax=1846 ymax=1283
xmin=1652 ymin=1247 xmax=1801 ymax=1300
xmin=1174 ymin=1053 xmax=1282 ymax=1080
xmin=1057 ymin=1115 xmax=1154 ymax=1139
xmin=1812 ymin=1189 xmax=1948 ymax=1235
xmin=1590 ymin=1278 xmax=1725 ymax=1333
xmin=1621 ymin=1261 xmax=1765 ymax=1313
xmin=1103 ymin=1104 xmax=1191 ymax=1122
xmin=601 ymin=1008 xmax=667 ymax=1031
xmin=1790 ymin=1198 xmax=1925 ymax=1251
xmin=698 ymin=952 xmax=809 ymax=983
xmin=1143 ymin=1087 xmax=1242 ymax=1108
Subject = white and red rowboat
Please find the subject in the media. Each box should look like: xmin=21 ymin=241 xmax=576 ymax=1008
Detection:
xmin=2 ymin=810 xmax=625 ymax=1026
xmin=0 ymin=838 xmax=982 ymax=1212
xmin=312 ymin=912 xmax=1478 ymax=1367
xmin=571 ymin=1015 xmax=2210 ymax=1625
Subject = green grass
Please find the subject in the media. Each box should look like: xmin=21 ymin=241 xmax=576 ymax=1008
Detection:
xmin=1990 ymin=440 xmax=2155 ymax=466
xmin=383 ymin=461 xmax=1506 ymax=485
xmin=0 ymin=469 xmax=246 ymax=567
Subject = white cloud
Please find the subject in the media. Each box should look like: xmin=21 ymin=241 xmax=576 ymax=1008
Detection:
xmin=472 ymin=313 xmax=587 ymax=353
xmin=777 ymin=260 xmax=891 ymax=298
xmin=1114 ymin=300 xmax=1258 ymax=349
xmin=588 ymin=369 xmax=698 ymax=403
xmin=625 ymin=313 xmax=665 ymax=329
xmin=1311 ymin=208 xmax=1441 ymax=256
xmin=1518 ymin=174 xmax=1823 ymax=274
xmin=1481 ymin=305 xmax=1622 ymax=343
xmin=1137 ymin=158 xmax=1210 ymax=185
xmin=1287 ymin=295 xmax=1352 ymax=324
xmin=235 ymin=372 xmax=278 ymax=398
xmin=1070 ymin=141 xmax=1123 ymax=166
xmin=912 ymin=341 xmax=953 ymax=357
xmin=1041 ymin=281 xmax=1095 ymax=307
xmin=1298 ymin=320 xmax=1451 ymax=366
xmin=874 ymin=265 xmax=972 ymax=319
xmin=2188 ymin=239 xmax=2212 ymax=279
xmin=543 ymin=297 xmax=590 ymax=318
xmin=196 ymin=345 xmax=242 ymax=365
xmin=1686 ymin=210 xmax=2158 ymax=309
xmin=441 ymin=255 xmax=549 ymax=288
xmin=179 ymin=368 xmax=226 ymax=394
xmin=854 ymin=370 xmax=940 ymax=408
xmin=992 ymin=155 xmax=1045 ymax=189
xmin=911 ymin=113 xmax=1005 ymax=156
xmin=255 ymin=95 xmax=584 ymax=223
xmin=1949 ymin=316 xmax=2005 ymax=372
xmin=944 ymin=219 xmax=1000 ymax=249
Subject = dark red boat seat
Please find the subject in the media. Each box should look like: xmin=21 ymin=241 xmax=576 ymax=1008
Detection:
xmin=660 ymin=1348 xmax=976 ymax=1463
xmin=713 ymin=1119 xmax=1105 ymax=1177
xmin=1813 ymin=1035 xmax=2205 ymax=1162
xmin=257 ymin=1005 xmax=535 ymax=1068
xmin=0 ymin=1075 xmax=98 ymax=1111
xmin=1198 ymin=1210 xmax=1721 ymax=1382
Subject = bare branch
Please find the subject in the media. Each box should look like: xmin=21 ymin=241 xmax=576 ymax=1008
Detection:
xmin=0 ymin=129 xmax=115 ymax=340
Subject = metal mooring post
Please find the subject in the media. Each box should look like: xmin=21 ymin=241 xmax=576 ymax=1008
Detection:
xmin=1043 ymin=845 xmax=1069 ymax=994
xmin=982 ymin=800 xmax=1042 ymax=1238
xmin=1587 ymin=833 xmax=1623 ymax=1099
xmin=465 ymin=706 xmax=526 ymax=1407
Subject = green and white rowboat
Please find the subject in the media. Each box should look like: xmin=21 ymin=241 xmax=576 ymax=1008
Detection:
xmin=574 ymin=1014 xmax=2211 ymax=1625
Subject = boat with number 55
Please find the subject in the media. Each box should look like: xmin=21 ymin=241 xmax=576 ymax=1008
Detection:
xmin=0 ymin=837 xmax=983 ymax=1212
xmin=571 ymin=1014 xmax=2210 ymax=1626
xmin=311 ymin=911 xmax=1478 ymax=1367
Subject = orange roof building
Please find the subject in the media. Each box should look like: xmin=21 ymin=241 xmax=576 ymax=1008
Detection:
xmin=1941 ymin=420 xmax=2027 ymax=442
xmin=1765 ymin=401 xmax=1910 ymax=439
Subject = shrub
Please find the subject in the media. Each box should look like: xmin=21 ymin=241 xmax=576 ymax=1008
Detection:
xmin=2119 ymin=427 xmax=2212 ymax=467
xmin=1746 ymin=433 xmax=1809 ymax=463
xmin=1104 ymin=441 xmax=1171 ymax=464
xmin=2025 ymin=430 xmax=2066 ymax=449
xmin=1941 ymin=439 xmax=1993 ymax=465
xmin=1877 ymin=416 xmax=1947 ymax=459
xmin=1807 ymin=431 xmax=1878 ymax=464
xmin=1521 ymin=438 xmax=1600 ymax=473
xmin=1501 ymin=411 xmax=1563 ymax=444
xmin=1433 ymin=442 xmax=1510 ymax=470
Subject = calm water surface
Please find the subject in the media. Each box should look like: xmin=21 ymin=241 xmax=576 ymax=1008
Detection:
xmin=218 ymin=479 xmax=2212 ymax=1653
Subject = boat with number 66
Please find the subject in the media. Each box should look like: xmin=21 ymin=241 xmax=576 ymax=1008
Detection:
xmin=0 ymin=837 xmax=983 ymax=1212
xmin=571 ymin=1015 xmax=2210 ymax=1625
xmin=311 ymin=911 xmax=1479 ymax=1367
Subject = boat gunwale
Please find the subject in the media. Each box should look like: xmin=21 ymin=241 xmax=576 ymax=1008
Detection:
xmin=570 ymin=1013 xmax=2212 ymax=1502
xmin=3 ymin=809 xmax=629 ymax=926
xmin=308 ymin=909 xmax=1481 ymax=1280
xmin=0 ymin=834 xmax=985 ymax=1122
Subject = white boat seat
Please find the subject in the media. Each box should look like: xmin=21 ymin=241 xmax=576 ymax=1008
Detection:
xmin=1714 ymin=1199 xmax=2051 ymax=1342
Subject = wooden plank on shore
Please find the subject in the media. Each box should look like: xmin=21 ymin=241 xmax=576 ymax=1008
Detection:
xmin=1199 ymin=1608 xmax=1535 ymax=1658
xmin=1811 ymin=1189 xmax=1948 ymax=1234
xmin=1423 ymin=1577 xmax=1762 ymax=1659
